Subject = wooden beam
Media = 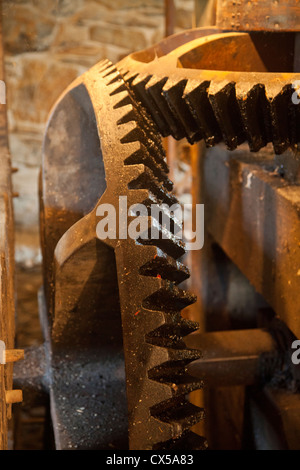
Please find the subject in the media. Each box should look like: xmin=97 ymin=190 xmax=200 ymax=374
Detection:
xmin=204 ymin=145 xmax=300 ymax=338
xmin=5 ymin=350 xmax=24 ymax=364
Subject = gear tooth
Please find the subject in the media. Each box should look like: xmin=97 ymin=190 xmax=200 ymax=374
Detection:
xmin=145 ymin=316 xmax=200 ymax=349
xmin=124 ymin=175 xmax=171 ymax=220
xmin=137 ymin=316 xmax=202 ymax=363
xmin=139 ymin=254 xmax=190 ymax=284
xmin=96 ymin=58 xmax=112 ymax=73
xmin=102 ymin=64 xmax=118 ymax=78
xmin=128 ymin=74 xmax=170 ymax=137
xmin=150 ymin=397 xmax=205 ymax=437
xmin=146 ymin=139 xmax=169 ymax=174
xmin=208 ymin=80 xmax=246 ymax=150
xmin=127 ymin=164 xmax=176 ymax=206
xmin=142 ymin=285 xmax=196 ymax=312
xmin=113 ymin=93 xmax=133 ymax=109
xmin=266 ymin=82 xmax=296 ymax=154
xmin=167 ymin=347 xmax=203 ymax=363
xmin=153 ymin=431 xmax=208 ymax=450
xmin=148 ymin=363 xmax=204 ymax=396
xmin=179 ymin=317 xmax=200 ymax=335
xmin=147 ymin=420 xmax=181 ymax=446
xmin=144 ymin=124 xmax=166 ymax=156
xmin=119 ymin=185 xmax=184 ymax=257
xmin=138 ymin=115 xmax=162 ymax=147
xmin=137 ymin=192 xmax=183 ymax=236
xmin=146 ymin=76 xmax=186 ymax=140
xmin=99 ymin=63 xmax=116 ymax=77
xmin=120 ymin=79 xmax=168 ymax=163
xmin=162 ymin=78 xmax=202 ymax=144
xmin=140 ymin=133 xmax=168 ymax=174
xmin=236 ymin=82 xmax=272 ymax=152
xmin=183 ymin=79 xmax=222 ymax=147
xmin=117 ymin=105 xmax=138 ymax=125
xmin=142 ymin=309 xmax=182 ymax=340
xmin=126 ymin=136 xmax=168 ymax=173
xmin=116 ymin=103 xmax=169 ymax=174
xmin=132 ymin=105 xmax=164 ymax=144
xmin=124 ymin=142 xmax=173 ymax=191
xmin=138 ymin=229 xmax=186 ymax=260
xmin=123 ymin=70 xmax=139 ymax=85
xmin=109 ymin=82 xmax=128 ymax=96
xmin=136 ymin=217 xmax=185 ymax=260
xmin=146 ymin=326 xmax=187 ymax=349
xmin=118 ymin=120 xmax=147 ymax=145
xmin=106 ymin=73 xmax=123 ymax=86
xmin=164 ymin=378 xmax=203 ymax=398
xmin=119 ymin=140 xmax=143 ymax=156
xmin=130 ymin=73 xmax=152 ymax=92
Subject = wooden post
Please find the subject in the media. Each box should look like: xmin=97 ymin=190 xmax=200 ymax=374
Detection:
xmin=164 ymin=0 xmax=175 ymax=38
xmin=0 ymin=0 xmax=18 ymax=449
xmin=164 ymin=0 xmax=177 ymax=182
xmin=5 ymin=390 xmax=23 ymax=405
xmin=5 ymin=350 xmax=24 ymax=363
xmin=294 ymin=33 xmax=300 ymax=72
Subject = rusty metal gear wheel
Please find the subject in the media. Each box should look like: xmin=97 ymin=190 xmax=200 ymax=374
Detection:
xmin=40 ymin=58 xmax=206 ymax=450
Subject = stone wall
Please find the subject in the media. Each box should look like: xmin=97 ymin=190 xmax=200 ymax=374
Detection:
xmin=2 ymin=0 xmax=194 ymax=266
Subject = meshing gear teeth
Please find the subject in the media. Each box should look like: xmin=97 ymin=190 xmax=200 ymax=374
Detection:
xmin=162 ymin=79 xmax=203 ymax=144
xmin=183 ymin=79 xmax=222 ymax=147
xmin=86 ymin=60 xmax=206 ymax=450
xmin=118 ymin=66 xmax=300 ymax=155
xmin=235 ymin=83 xmax=272 ymax=152
xmin=208 ymin=80 xmax=246 ymax=149
xmin=130 ymin=74 xmax=171 ymax=137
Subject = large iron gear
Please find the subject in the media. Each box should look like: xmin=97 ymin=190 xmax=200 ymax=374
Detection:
xmin=41 ymin=58 xmax=207 ymax=450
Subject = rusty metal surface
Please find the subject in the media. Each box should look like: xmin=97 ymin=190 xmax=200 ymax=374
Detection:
xmin=216 ymin=0 xmax=300 ymax=32
xmin=185 ymin=322 xmax=299 ymax=388
xmin=40 ymin=58 xmax=207 ymax=450
xmin=40 ymin=81 xmax=107 ymax=320
xmin=201 ymin=144 xmax=300 ymax=338
xmin=117 ymin=28 xmax=300 ymax=155
xmin=36 ymin=23 xmax=300 ymax=450
xmin=185 ymin=329 xmax=281 ymax=387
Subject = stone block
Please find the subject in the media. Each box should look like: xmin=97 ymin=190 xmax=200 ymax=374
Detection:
xmin=6 ymin=55 xmax=82 ymax=126
xmin=2 ymin=4 xmax=56 ymax=54
xmin=90 ymin=23 xmax=148 ymax=51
